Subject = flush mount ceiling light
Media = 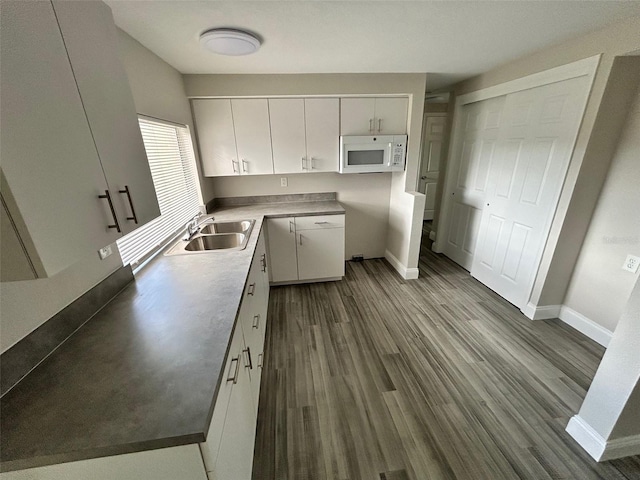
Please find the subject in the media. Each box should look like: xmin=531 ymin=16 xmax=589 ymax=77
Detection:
xmin=199 ymin=29 xmax=261 ymax=56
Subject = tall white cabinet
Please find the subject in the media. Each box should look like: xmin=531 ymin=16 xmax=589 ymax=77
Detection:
xmin=0 ymin=0 xmax=160 ymax=282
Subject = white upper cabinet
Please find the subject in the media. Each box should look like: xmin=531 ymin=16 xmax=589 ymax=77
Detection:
xmin=192 ymin=99 xmax=239 ymax=176
xmin=340 ymin=98 xmax=376 ymax=135
xmin=269 ymin=99 xmax=307 ymax=174
xmin=269 ymin=98 xmax=339 ymax=174
xmin=374 ymin=97 xmax=409 ymax=134
xmin=231 ymin=99 xmax=274 ymax=175
xmin=340 ymin=97 xmax=408 ymax=135
xmin=304 ymin=98 xmax=340 ymax=173
xmin=1 ymin=0 xmax=120 ymax=280
xmin=52 ymin=0 xmax=160 ymax=235
xmin=0 ymin=0 xmax=161 ymax=281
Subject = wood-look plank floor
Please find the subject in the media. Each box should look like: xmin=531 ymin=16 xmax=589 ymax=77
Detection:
xmin=253 ymin=237 xmax=640 ymax=480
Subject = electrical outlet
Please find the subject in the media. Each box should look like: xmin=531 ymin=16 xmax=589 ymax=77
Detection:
xmin=280 ymin=177 xmax=288 ymax=187
xmin=98 ymin=245 xmax=113 ymax=260
xmin=622 ymin=254 xmax=640 ymax=273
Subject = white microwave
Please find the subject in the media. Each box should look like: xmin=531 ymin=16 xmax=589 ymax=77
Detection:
xmin=339 ymin=135 xmax=407 ymax=174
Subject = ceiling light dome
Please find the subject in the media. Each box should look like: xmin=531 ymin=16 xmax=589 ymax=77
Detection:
xmin=200 ymin=29 xmax=261 ymax=56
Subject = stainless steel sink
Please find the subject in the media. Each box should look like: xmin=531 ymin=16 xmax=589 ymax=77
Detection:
xmin=184 ymin=233 xmax=246 ymax=251
xmin=199 ymin=220 xmax=253 ymax=235
xmin=165 ymin=218 xmax=255 ymax=255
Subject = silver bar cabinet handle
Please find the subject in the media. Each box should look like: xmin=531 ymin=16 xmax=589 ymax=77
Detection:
xmin=301 ymin=157 xmax=307 ymax=170
xmin=261 ymin=253 xmax=267 ymax=272
xmin=299 ymin=234 xmax=303 ymax=246
xmin=369 ymin=118 xmax=374 ymax=132
xmin=232 ymin=160 xmax=239 ymax=174
xmin=118 ymin=185 xmax=138 ymax=224
xmin=244 ymin=347 xmax=253 ymax=369
xmin=289 ymin=220 xmax=294 ymax=233
xmin=378 ymin=118 xmax=382 ymax=132
xmin=98 ymin=190 xmax=121 ymax=233
xmin=252 ymin=314 xmax=260 ymax=329
xmin=310 ymin=157 xmax=316 ymax=170
xmin=242 ymin=159 xmax=248 ymax=173
xmin=258 ymin=353 xmax=263 ymax=369
xmin=226 ymin=356 xmax=240 ymax=383
xmin=248 ymin=283 xmax=256 ymax=296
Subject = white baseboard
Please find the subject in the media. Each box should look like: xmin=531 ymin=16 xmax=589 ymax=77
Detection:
xmin=521 ymin=302 xmax=561 ymax=320
xmin=566 ymin=415 xmax=640 ymax=461
xmin=385 ymin=250 xmax=419 ymax=280
xmin=521 ymin=303 xmax=612 ymax=347
xmin=429 ymin=230 xmax=436 ymax=241
xmin=566 ymin=415 xmax=607 ymax=461
xmin=558 ymin=306 xmax=612 ymax=348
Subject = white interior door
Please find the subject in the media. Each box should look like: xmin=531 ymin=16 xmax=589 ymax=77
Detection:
xmin=471 ymin=75 xmax=590 ymax=309
xmin=418 ymin=115 xmax=447 ymax=220
xmin=443 ymin=96 xmax=506 ymax=270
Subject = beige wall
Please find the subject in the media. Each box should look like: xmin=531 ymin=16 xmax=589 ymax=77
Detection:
xmin=439 ymin=16 xmax=640 ymax=316
xmin=574 ymin=277 xmax=640 ymax=444
xmin=209 ymin=173 xmax=391 ymax=259
xmin=116 ymin=30 xmax=214 ymax=203
xmin=564 ymin=82 xmax=640 ymax=332
xmin=0 ymin=250 xmax=122 ymax=353
xmin=184 ymin=73 xmax=427 ymax=267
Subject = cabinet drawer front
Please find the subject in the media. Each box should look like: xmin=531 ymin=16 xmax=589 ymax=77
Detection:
xmin=295 ymin=214 xmax=345 ymax=231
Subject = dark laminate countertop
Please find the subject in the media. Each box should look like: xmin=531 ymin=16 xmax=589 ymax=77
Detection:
xmin=0 ymin=200 xmax=344 ymax=472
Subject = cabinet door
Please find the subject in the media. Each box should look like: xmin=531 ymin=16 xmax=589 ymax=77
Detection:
xmin=266 ymin=218 xmax=298 ymax=283
xmin=231 ymin=99 xmax=274 ymax=175
xmin=213 ymin=337 xmax=256 ymax=480
xmin=340 ymin=97 xmax=376 ymax=135
xmin=192 ymin=99 xmax=239 ymax=177
xmin=1 ymin=193 xmax=35 ymax=282
xmin=52 ymin=1 xmax=160 ymax=235
xmin=374 ymin=97 xmax=409 ymax=134
xmin=199 ymin=323 xmax=245 ymax=472
xmin=269 ymin=99 xmax=307 ymax=174
xmin=0 ymin=0 xmax=118 ymax=279
xmin=305 ymin=98 xmax=340 ymax=172
xmin=297 ymin=228 xmax=345 ymax=281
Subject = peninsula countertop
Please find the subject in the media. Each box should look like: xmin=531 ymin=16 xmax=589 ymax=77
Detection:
xmin=0 ymin=199 xmax=344 ymax=472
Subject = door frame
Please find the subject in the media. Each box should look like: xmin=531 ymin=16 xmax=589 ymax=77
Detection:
xmin=434 ymin=55 xmax=600 ymax=310
xmin=418 ymin=112 xmax=448 ymax=221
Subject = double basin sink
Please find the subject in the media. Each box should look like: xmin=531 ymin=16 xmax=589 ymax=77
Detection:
xmin=166 ymin=218 xmax=255 ymax=255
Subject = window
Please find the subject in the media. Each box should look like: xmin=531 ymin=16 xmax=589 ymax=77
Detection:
xmin=116 ymin=116 xmax=202 ymax=268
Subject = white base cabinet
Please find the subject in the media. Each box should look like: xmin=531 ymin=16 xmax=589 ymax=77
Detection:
xmin=267 ymin=214 xmax=345 ymax=284
xmin=199 ymin=226 xmax=270 ymax=480
xmin=4 ymin=228 xmax=271 ymax=480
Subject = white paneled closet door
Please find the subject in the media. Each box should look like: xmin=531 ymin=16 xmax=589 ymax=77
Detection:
xmin=443 ymin=96 xmax=506 ymax=270
xmin=471 ymin=75 xmax=590 ymax=309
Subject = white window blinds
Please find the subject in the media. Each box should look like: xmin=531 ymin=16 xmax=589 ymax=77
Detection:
xmin=116 ymin=117 xmax=201 ymax=268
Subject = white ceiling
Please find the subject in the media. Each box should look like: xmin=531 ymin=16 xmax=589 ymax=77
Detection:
xmin=106 ymin=1 xmax=640 ymax=91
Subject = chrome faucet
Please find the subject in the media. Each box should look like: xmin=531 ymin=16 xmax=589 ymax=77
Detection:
xmin=183 ymin=213 xmax=203 ymax=240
